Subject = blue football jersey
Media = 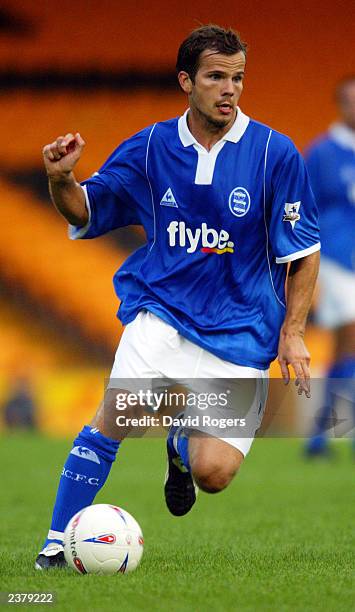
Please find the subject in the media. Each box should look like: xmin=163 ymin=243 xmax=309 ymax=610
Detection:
xmin=304 ymin=123 xmax=355 ymax=271
xmin=71 ymin=109 xmax=320 ymax=369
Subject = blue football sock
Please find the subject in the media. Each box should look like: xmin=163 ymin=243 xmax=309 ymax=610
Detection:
xmin=167 ymin=424 xmax=191 ymax=471
xmin=42 ymin=425 xmax=120 ymax=551
xmin=308 ymin=356 xmax=355 ymax=448
xmin=176 ymin=430 xmax=191 ymax=471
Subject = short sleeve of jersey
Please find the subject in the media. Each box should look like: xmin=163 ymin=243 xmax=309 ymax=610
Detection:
xmin=268 ymin=134 xmax=321 ymax=263
xmin=69 ymin=127 xmax=151 ymax=240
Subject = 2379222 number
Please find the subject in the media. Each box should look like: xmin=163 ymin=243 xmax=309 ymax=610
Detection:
xmin=5 ymin=593 xmax=54 ymax=604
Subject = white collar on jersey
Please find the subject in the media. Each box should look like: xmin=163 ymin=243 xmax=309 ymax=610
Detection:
xmin=329 ymin=122 xmax=355 ymax=153
xmin=178 ymin=107 xmax=250 ymax=148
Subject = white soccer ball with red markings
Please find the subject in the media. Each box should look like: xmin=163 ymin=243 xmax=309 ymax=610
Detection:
xmin=63 ymin=504 xmax=143 ymax=575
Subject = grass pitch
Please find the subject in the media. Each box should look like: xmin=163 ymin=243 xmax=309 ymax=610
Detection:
xmin=0 ymin=433 xmax=354 ymax=611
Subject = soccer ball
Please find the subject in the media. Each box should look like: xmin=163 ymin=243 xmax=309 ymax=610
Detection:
xmin=63 ymin=504 xmax=144 ymax=575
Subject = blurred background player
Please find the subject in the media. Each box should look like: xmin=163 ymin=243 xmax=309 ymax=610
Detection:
xmin=3 ymin=375 xmax=37 ymax=430
xmin=304 ymin=76 xmax=355 ymax=457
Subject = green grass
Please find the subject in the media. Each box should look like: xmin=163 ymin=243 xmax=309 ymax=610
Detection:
xmin=0 ymin=434 xmax=354 ymax=611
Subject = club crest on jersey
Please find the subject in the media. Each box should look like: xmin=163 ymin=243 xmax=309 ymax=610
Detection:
xmin=283 ymin=201 xmax=301 ymax=229
xmin=167 ymin=221 xmax=234 ymax=254
xmin=229 ymin=187 xmax=251 ymax=217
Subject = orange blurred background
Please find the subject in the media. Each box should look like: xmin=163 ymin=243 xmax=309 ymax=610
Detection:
xmin=1 ymin=0 xmax=351 ymax=433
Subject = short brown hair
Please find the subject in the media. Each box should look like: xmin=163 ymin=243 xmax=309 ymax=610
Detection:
xmin=176 ymin=24 xmax=247 ymax=82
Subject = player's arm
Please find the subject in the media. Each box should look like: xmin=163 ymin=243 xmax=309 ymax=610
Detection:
xmin=43 ymin=132 xmax=88 ymax=226
xmin=278 ymin=250 xmax=320 ymax=396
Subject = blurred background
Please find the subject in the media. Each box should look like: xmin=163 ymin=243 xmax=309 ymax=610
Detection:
xmin=0 ymin=0 xmax=353 ymax=436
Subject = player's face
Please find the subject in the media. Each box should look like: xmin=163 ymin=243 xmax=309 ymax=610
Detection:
xmin=339 ymin=81 xmax=355 ymax=130
xmin=181 ymin=50 xmax=246 ymax=131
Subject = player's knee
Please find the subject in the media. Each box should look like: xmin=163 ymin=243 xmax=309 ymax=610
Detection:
xmin=191 ymin=461 xmax=238 ymax=494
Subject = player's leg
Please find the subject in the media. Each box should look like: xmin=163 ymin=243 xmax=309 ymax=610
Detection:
xmin=164 ymin=355 xmax=268 ymax=515
xmin=35 ymin=392 xmax=131 ymax=570
xmin=188 ymin=435 xmax=244 ymax=492
xmin=307 ymin=260 xmax=355 ymax=455
xmin=35 ymin=312 xmax=159 ymax=569
xmin=164 ymin=425 xmax=244 ymax=514
xmin=165 ymin=420 xmax=253 ymax=514
xmin=306 ymin=362 xmax=340 ymax=456
xmin=306 ymin=347 xmax=355 ymax=457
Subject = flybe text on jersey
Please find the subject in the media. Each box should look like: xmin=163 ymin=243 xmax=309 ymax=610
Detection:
xmin=167 ymin=221 xmax=235 ymax=254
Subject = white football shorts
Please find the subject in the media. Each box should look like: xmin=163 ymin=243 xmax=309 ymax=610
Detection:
xmin=108 ymin=310 xmax=268 ymax=456
xmin=316 ymin=257 xmax=355 ymax=328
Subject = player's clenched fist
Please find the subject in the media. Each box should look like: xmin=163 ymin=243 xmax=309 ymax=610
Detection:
xmin=42 ymin=132 xmax=87 ymax=226
xmin=43 ymin=132 xmax=85 ymax=177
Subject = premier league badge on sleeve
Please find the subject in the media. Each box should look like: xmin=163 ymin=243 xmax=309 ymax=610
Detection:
xmin=283 ymin=201 xmax=301 ymax=229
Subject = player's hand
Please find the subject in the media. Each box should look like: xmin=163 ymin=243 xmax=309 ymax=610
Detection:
xmin=277 ymin=329 xmax=311 ymax=398
xmin=43 ymin=132 xmax=85 ymax=178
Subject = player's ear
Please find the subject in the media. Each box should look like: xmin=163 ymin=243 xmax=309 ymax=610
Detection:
xmin=178 ymin=71 xmax=193 ymax=94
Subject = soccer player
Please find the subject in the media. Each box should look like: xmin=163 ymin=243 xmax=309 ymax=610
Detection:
xmin=35 ymin=25 xmax=320 ymax=569
xmin=304 ymin=76 xmax=355 ymax=456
